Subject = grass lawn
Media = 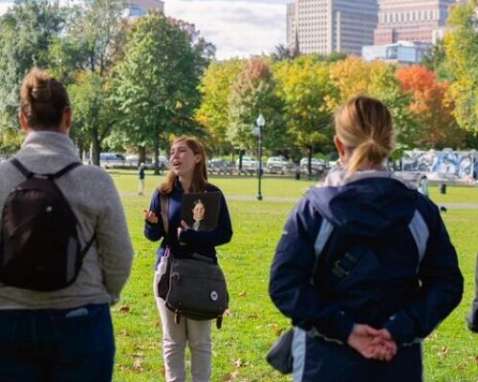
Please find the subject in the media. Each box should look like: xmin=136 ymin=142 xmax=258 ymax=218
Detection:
xmin=109 ymin=170 xmax=478 ymax=382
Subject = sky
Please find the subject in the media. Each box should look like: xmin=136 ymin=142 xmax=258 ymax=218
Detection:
xmin=0 ymin=0 xmax=289 ymax=60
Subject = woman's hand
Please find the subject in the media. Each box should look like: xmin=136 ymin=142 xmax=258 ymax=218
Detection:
xmin=144 ymin=210 xmax=159 ymax=224
xmin=177 ymin=220 xmax=191 ymax=239
xmin=347 ymin=324 xmax=397 ymax=362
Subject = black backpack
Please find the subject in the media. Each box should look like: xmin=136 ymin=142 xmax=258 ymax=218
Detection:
xmin=0 ymin=158 xmax=95 ymax=291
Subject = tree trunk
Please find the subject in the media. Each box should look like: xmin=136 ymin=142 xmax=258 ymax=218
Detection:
xmin=153 ymin=135 xmax=160 ymax=175
xmin=77 ymin=140 xmax=85 ymax=163
xmin=238 ymin=149 xmax=245 ymax=173
xmin=138 ymin=146 xmax=146 ymax=165
xmin=91 ymin=133 xmax=101 ymax=166
xmin=307 ymin=147 xmax=313 ymax=179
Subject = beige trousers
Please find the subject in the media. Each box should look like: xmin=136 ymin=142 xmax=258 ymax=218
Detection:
xmin=153 ymin=259 xmax=212 ymax=382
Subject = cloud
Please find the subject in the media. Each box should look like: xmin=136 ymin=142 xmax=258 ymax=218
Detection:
xmin=0 ymin=0 xmax=287 ymax=60
xmin=165 ymin=0 xmax=286 ymax=60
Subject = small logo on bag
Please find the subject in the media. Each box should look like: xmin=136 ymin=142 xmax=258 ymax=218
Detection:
xmin=210 ymin=291 xmax=218 ymax=301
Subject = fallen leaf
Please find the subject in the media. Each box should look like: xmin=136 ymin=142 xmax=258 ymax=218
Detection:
xmin=119 ymin=306 xmax=130 ymax=313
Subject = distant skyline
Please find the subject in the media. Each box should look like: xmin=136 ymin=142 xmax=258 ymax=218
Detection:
xmin=0 ymin=0 xmax=288 ymax=60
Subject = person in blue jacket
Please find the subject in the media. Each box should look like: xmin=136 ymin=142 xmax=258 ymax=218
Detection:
xmin=269 ymin=96 xmax=463 ymax=382
xmin=144 ymin=136 xmax=232 ymax=382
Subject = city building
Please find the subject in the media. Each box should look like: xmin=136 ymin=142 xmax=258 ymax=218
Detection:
xmin=124 ymin=0 xmax=164 ymax=18
xmin=374 ymin=0 xmax=456 ymax=45
xmin=362 ymin=40 xmax=432 ymax=65
xmin=286 ymin=0 xmax=379 ymax=56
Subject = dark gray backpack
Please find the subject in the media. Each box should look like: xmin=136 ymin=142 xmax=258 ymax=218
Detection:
xmin=0 ymin=159 xmax=95 ymax=291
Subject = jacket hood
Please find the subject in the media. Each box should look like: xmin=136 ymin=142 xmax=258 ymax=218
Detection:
xmin=308 ymin=169 xmax=419 ymax=237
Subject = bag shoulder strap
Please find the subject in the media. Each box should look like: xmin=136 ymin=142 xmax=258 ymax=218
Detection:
xmin=10 ymin=158 xmax=81 ymax=180
xmin=312 ymin=218 xmax=334 ymax=277
xmin=10 ymin=158 xmax=34 ymax=178
xmin=160 ymin=193 xmax=170 ymax=236
xmin=51 ymin=162 xmax=82 ymax=179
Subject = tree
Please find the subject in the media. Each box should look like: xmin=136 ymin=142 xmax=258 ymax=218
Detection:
xmin=112 ymin=13 xmax=209 ymax=173
xmin=68 ymin=72 xmax=116 ymax=162
xmin=327 ymin=56 xmax=417 ymax=151
xmin=0 ymin=0 xmax=64 ymax=147
xmin=396 ymin=65 xmax=464 ymax=149
xmin=227 ymin=58 xmax=288 ymax=167
xmin=47 ymin=0 xmax=127 ymax=164
xmin=421 ymin=39 xmax=453 ymax=82
xmin=444 ymin=0 xmax=478 ymax=135
xmin=196 ymin=59 xmax=245 ymax=155
xmin=271 ymin=44 xmax=299 ymax=62
xmin=274 ymin=56 xmax=334 ymax=174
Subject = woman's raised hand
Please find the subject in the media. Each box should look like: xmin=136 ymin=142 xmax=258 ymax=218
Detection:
xmin=144 ymin=210 xmax=158 ymax=224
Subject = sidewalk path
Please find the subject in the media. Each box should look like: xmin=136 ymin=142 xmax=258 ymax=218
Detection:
xmin=125 ymin=192 xmax=478 ymax=209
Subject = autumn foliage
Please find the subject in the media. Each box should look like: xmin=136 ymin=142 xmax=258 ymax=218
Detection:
xmin=396 ymin=66 xmax=463 ymax=149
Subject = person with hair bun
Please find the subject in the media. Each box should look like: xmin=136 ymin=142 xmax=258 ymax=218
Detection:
xmin=0 ymin=68 xmax=133 ymax=380
xmin=270 ymin=95 xmax=463 ymax=381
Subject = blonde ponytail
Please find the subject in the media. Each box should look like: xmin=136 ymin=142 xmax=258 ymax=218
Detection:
xmin=334 ymin=96 xmax=394 ymax=177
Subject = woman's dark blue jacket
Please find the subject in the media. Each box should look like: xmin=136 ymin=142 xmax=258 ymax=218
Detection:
xmin=269 ymin=175 xmax=463 ymax=381
xmin=144 ymin=182 xmax=233 ymax=269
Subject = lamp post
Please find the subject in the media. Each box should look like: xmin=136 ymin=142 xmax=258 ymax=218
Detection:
xmin=255 ymin=114 xmax=265 ymax=201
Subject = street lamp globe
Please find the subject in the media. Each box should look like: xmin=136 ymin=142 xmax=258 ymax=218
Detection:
xmin=257 ymin=113 xmax=265 ymax=128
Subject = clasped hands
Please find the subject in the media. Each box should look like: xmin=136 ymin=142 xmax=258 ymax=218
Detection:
xmin=347 ymin=324 xmax=397 ymax=362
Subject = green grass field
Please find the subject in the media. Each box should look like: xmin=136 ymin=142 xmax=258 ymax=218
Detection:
xmin=109 ymin=170 xmax=478 ymax=382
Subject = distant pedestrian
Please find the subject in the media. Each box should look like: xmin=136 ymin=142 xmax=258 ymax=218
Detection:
xmin=138 ymin=162 xmax=146 ymax=195
xmin=418 ymin=175 xmax=429 ymax=197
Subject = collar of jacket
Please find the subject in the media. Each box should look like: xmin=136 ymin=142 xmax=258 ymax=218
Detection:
xmin=322 ymin=166 xmax=412 ymax=188
xmin=22 ymin=131 xmax=78 ymax=159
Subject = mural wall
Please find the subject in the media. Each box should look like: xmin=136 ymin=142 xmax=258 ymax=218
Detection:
xmin=401 ymin=149 xmax=478 ymax=182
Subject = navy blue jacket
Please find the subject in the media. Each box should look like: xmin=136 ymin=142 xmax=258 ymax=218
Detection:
xmin=144 ymin=181 xmax=233 ymax=269
xmin=270 ymin=176 xmax=463 ymax=346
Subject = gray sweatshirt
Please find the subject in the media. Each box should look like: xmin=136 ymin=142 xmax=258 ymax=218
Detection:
xmin=0 ymin=131 xmax=134 ymax=309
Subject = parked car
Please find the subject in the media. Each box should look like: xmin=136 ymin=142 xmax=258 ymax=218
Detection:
xmin=236 ymin=156 xmax=257 ymax=174
xmin=266 ymin=156 xmax=288 ymax=174
xmin=124 ymin=154 xmax=167 ymax=169
xmin=208 ymin=158 xmax=235 ymax=175
xmin=100 ymin=153 xmax=125 ymax=169
xmin=300 ymin=157 xmax=327 ymax=175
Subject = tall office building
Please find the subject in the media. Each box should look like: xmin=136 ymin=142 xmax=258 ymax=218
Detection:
xmin=286 ymin=0 xmax=379 ymax=56
xmin=374 ymin=0 xmax=456 ymax=45
xmin=124 ymin=0 xmax=164 ymax=18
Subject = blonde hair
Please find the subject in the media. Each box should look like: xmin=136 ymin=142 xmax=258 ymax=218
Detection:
xmin=20 ymin=68 xmax=70 ymax=131
xmin=159 ymin=136 xmax=208 ymax=195
xmin=334 ymin=96 xmax=394 ymax=176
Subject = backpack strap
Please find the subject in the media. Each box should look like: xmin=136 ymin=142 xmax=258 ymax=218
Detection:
xmin=10 ymin=158 xmax=34 ymax=178
xmin=51 ymin=162 xmax=82 ymax=179
xmin=312 ymin=219 xmax=334 ymax=278
xmin=10 ymin=158 xmax=81 ymax=180
xmin=408 ymin=210 xmax=429 ymax=269
xmin=160 ymin=193 xmax=170 ymax=236
xmin=79 ymin=232 xmax=97 ymax=257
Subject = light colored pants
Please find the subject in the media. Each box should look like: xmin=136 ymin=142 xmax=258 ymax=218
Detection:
xmin=138 ymin=179 xmax=145 ymax=195
xmin=154 ymin=263 xmax=212 ymax=382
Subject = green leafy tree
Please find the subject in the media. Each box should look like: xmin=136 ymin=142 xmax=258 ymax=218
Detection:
xmin=327 ymin=56 xmax=416 ymax=152
xmin=274 ymin=56 xmax=334 ymax=173
xmin=444 ymin=0 xmax=478 ymax=135
xmin=0 ymin=0 xmax=64 ymax=148
xmin=421 ymin=39 xmax=454 ymax=82
xmin=196 ymin=59 xmax=245 ymax=155
xmin=48 ymin=0 xmax=127 ymax=164
xmin=68 ymin=72 xmax=116 ymax=162
xmin=112 ymin=13 xmax=209 ymax=173
xmin=227 ymin=58 xmax=288 ymax=166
